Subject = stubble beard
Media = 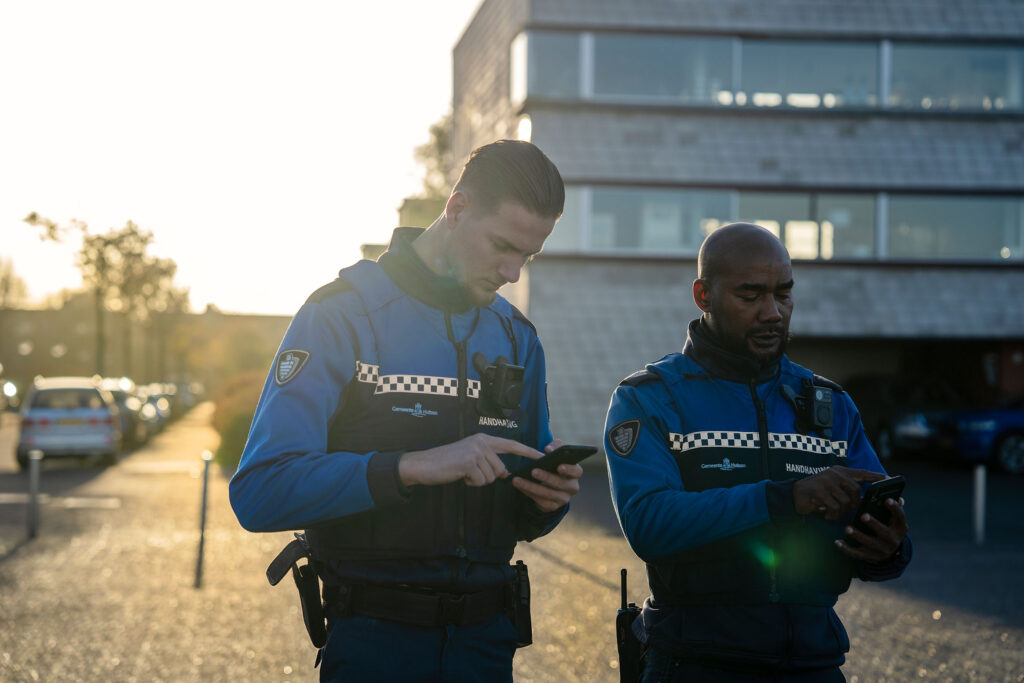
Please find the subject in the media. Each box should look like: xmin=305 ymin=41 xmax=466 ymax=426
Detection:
xmin=747 ymin=331 xmax=790 ymax=366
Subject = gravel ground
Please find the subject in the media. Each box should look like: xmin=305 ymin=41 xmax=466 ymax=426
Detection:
xmin=1 ymin=406 xmax=1022 ymax=682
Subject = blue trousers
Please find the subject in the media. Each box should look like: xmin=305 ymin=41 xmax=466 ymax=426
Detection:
xmin=642 ymin=647 xmax=846 ymax=683
xmin=319 ymin=614 xmax=518 ymax=682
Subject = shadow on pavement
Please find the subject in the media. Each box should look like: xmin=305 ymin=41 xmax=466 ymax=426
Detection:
xmin=567 ymin=460 xmax=622 ymax=534
xmin=0 ymin=435 xmax=151 ymax=565
xmin=0 ymin=464 xmax=106 ymax=497
xmin=870 ymin=458 xmax=1024 ymax=628
xmin=0 ymin=538 xmax=31 ymax=566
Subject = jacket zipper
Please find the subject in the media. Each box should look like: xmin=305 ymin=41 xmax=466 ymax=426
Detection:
xmin=445 ymin=312 xmax=468 ymax=559
xmin=749 ymin=380 xmax=780 ymax=604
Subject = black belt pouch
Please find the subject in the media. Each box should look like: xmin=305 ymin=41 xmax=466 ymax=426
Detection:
xmin=293 ymin=563 xmax=328 ymax=649
xmin=513 ymin=560 xmax=532 ymax=647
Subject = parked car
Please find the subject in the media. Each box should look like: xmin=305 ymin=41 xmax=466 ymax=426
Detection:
xmin=140 ymin=383 xmax=173 ymax=432
xmin=135 ymin=394 xmax=162 ymax=441
xmin=844 ymin=373 xmax=962 ymax=462
xmin=178 ymin=381 xmax=205 ymax=411
xmin=16 ymin=376 xmax=122 ymax=470
xmin=938 ymin=394 xmax=1024 ymax=474
xmin=100 ymin=377 xmax=149 ymax=449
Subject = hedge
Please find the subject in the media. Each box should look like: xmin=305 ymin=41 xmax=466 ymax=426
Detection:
xmin=211 ymin=370 xmax=266 ymax=470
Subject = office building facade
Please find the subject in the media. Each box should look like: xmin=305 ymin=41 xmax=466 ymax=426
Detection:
xmin=452 ymin=0 xmax=1024 ymax=446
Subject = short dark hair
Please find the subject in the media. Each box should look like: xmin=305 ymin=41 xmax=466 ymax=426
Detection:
xmin=453 ymin=139 xmax=565 ymax=219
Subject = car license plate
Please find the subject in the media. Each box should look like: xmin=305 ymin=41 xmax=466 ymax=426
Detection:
xmin=57 ymin=418 xmax=84 ymax=425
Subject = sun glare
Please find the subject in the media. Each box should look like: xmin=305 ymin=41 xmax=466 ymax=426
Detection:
xmin=0 ymin=0 xmax=482 ymax=316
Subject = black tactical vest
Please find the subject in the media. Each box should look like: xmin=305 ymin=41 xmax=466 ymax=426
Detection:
xmin=303 ymin=261 xmax=535 ymax=567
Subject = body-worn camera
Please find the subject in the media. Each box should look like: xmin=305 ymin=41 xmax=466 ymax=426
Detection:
xmin=781 ymin=378 xmax=833 ymax=437
xmin=473 ymin=352 xmax=524 ymax=418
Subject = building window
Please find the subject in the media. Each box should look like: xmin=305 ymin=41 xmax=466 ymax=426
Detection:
xmin=890 ymin=44 xmax=1024 ymax=110
xmin=741 ymin=40 xmax=878 ymax=108
xmin=546 ymin=186 xmax=585 ymax=252
xmin=510 ymin=31 xmax=580 ymax=103
xmin=550 ymin=186 xmax=880 ymax=259
xmin=817 ymin=194 xmax=877 ymax=259
xmin=515 ymin=30 xmax=1024 ymax=113
xmin=888 ymin=195 xmax=1024 ymax=259
xmin=548 ymin=186 xmax=1024 ymax=263
xmin=588 ymin=187 xmax=732 ymax=253
xmin=593 ymin=34 xmax=733 ymax=104
xmin=734 ymin=191 xmax=875 ymax=260
xmin=737 ymin=192 xmax=813 ymax=254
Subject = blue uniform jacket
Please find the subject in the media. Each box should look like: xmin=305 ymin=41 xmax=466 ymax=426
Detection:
xmin=605 ymin=319 xmax=911 ymax=669
xmin=230 ymin=228 xmax=565 ymax=592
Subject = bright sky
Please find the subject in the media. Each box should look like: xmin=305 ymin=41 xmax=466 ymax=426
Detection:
xmin=0 ymin=0 xmax=482 ymax=315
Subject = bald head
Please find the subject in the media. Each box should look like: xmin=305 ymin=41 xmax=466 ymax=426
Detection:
xmin=698 ymin=223 xmax=790 ymax=287
xmin=693 ymin=223 xmax=794 ymax=365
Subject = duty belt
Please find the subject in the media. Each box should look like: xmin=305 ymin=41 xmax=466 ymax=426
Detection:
xmin=326 ymin=582 xmax=511 ymax=628
xmin=270 ymin=535 xmax=532 ymax=648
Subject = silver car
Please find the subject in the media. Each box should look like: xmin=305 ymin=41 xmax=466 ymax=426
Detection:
xmin=16 ymin=376 xmax=122 ymax=470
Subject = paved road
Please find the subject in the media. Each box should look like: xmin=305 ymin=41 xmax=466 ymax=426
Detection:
xmin=1 ymin=408 xmax=1022 ymax=682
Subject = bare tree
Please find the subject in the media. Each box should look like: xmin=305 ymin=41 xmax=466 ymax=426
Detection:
xmin=24 ymin=213 xmax=189 ymax=376
xmin=413 ymin=112 xmax=454 ymax=200
xmin=0 ymin=257 xmax=29 ymax=309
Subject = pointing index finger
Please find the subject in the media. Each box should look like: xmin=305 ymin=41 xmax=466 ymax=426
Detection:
xmin=487 ymin=436 xmax=544 ymax=460
xmin=846 ymin=468 xmax=887 ymax=484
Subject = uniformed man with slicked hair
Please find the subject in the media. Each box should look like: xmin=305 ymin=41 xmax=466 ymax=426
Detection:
xmin=231 ymin=140 xmax=582 ymax=682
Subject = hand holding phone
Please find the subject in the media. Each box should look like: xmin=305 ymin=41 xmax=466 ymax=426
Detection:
xmin=847 ymin=475 xmax=905 ymax=546
xmin=508 ymin=444 xmax=596 ymax=484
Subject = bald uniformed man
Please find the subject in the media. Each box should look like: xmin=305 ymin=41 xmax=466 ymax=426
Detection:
xmin=605 ymin=223 xmax=911 ymax=682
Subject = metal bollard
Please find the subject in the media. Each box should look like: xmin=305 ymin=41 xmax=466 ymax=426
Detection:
xmin=973 ymin=464 xmax=986 ymax=546
xmin=28 ymin=450 xmax=43 ymax=538
xmin=194 ymin=450 xmax=214 ymax=589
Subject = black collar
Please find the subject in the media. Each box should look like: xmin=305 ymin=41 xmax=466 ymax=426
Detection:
xmin=377 ymin=227 xmax=477 ymax=314
xmin=682 ymin=318 xmax=780 ymax=384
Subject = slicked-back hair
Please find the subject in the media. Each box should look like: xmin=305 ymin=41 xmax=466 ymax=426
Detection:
xmin=453 ymin=139 xmax=565 ymax=219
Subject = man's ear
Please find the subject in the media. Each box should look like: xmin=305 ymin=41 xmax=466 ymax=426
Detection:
xmin=444 ymin=191 xmax=469 ymax=229
xmin=693 ymin=279 xmax=712 ymax=312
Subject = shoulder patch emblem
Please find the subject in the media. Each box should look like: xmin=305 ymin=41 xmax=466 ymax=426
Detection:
xmin=275 ymin=349 xmax=311 ymax=386
xmin=608 ymin=419 xmax=641 ymax=458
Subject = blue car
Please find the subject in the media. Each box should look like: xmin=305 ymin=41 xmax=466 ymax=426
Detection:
xmin=940 ymin=395 xmax=1024 ymax=475
xmin=17 ymin=376 xmax=123 ymax=470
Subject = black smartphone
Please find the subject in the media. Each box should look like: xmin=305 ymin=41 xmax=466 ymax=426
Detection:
xmin=509 ymin=444 xmax=597 ymax=483
xmin=848 ymin=475 xmax=905 ymax=545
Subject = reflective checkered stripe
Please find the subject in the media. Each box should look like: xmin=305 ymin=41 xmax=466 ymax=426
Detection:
xmin=355 ymin=361 xmax=481 ymax=397
xmin=769 ymin=433 xmax=847 ymax=459
xmin=670 ymin=431 xmax=760 ymax=452
xmin=356 ymin=361 xmax=379 ymax=384
xmin=669 ymin=431 xmax=847 ymax=457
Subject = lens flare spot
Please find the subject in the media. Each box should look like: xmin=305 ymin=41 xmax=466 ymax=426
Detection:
xmin=750 ymin=542 xmax=779 ymax=569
